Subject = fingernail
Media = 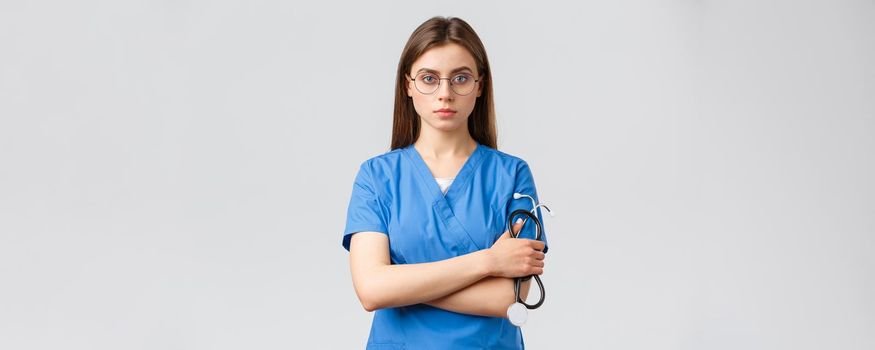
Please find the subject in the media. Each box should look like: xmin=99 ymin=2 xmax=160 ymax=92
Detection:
xmin=516 ymin=218 xmax=523 ymax=225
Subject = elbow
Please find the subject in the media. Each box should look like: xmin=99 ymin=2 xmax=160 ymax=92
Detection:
xmin=360 ymin=294 xmax=382 ymax=312
xmin=352 ymin=266 xmax=392 ymax=312
xmin=495 ymin=293 xmax=516 ymax=318
xmin=484 ymin=301 xmax=514 ymax=319
xmin=361 ymin=300 xmax=378 ymax=312
xmin=468 ymin=284 xmax=514 ymax=319
xmin=355 ymin=286 xmax=384 ymax=312
xmin=492 ymin=280 xmax=518 ymax=318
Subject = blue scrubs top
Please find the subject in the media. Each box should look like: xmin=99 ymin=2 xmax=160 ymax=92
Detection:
xmin=343 ymin=143 xmax=549 ymax=350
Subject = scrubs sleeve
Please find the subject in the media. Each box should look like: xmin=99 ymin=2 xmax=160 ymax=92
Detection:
xmin=342 ymin=162 xmax=389 ymax=251
xmin=514 ymin=161 xmax=549 ymax=254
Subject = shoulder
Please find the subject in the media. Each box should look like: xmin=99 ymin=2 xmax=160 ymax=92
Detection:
xmin=355 ymin=147 xmax=406 ymax=178
xmin=479 ymin=145 xmax=531 ymax=173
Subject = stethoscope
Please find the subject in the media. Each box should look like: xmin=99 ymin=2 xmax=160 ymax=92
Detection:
xmin=505 ymin=192 xmax=554 ymax=327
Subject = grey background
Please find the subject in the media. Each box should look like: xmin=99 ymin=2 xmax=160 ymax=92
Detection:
xmin=1 ymin=0 xmax=873 ymax=349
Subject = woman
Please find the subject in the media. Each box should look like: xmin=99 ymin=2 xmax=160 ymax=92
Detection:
xmin=342 ymin=16 xmax=549 ymax=349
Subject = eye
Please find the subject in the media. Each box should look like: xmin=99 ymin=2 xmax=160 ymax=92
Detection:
xmin=453 ymin=74 xmax=472 ymax=84
xmin=419 ymin=74 xmax=438 ymax=85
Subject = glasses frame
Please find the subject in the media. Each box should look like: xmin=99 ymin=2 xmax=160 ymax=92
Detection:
xmin=407 ymin=72 xmax=482 ymax=96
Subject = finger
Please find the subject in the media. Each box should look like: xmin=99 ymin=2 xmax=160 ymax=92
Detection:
xmin=529 ymin=240 xmax=546 ymax=251
xmin=512 ymin=218 xmax=524 ymax=233
xmin=534 ymin=251 xmax=546 ymax=260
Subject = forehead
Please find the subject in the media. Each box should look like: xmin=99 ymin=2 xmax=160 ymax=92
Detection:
xmin=410 ymin=43 xmax=478 ymax=74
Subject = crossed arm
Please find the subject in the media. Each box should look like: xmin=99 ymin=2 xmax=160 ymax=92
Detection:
xmin=348 ymin=231 xmax=531 ymax=318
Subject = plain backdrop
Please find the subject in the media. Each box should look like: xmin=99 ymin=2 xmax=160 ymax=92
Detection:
xmin=1 ymin=0 xmax=873 ymax=349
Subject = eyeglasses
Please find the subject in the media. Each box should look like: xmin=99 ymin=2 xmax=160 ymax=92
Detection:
xmin=407 ymin=72 xmax=481 ymax=96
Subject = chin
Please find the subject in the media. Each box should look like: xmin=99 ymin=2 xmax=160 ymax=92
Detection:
xmin=426 ymin=119 xmax=466 ymax=132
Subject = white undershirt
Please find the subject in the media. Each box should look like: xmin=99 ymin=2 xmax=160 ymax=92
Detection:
xmin=435 ymin=177 xmax=455 ymax=194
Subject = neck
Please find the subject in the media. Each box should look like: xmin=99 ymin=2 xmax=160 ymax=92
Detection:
xmin=414 ymin=122 xmax=477 ymax=159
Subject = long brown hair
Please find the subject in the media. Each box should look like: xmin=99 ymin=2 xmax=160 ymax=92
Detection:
xmin=390 ymin=16 xmax=497 ymax=150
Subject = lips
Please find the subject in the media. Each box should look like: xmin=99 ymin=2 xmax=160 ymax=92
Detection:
xmin=435 ymin=108 xmax=457 ymax=118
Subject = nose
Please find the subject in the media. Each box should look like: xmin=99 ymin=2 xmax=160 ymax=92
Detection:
xmin=437 ymin=79 xmax=454 ymax=101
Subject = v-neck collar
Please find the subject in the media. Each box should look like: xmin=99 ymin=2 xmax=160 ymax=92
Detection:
xmin=403 ymin=142 xmax=484 ymax=204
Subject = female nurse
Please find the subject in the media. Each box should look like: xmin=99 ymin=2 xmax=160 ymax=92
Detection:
xmin=342 ymin=16 xmax=549 ymax=350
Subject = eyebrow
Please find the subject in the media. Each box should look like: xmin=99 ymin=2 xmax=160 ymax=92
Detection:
xmin=415 ymin=66 xmax=475 ymax=75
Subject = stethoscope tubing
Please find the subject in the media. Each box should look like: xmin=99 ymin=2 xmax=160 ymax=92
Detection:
xmin=506 ymin=208 xmax=545 ymax=309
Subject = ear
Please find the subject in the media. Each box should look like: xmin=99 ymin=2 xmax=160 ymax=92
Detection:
xmin=476 ymin=80 xmax=483 ymax=97
xmin=406 ymin=78 xmax=414 ymax=98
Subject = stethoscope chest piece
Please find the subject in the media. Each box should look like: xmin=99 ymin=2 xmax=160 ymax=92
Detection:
xmin=507 ymin=302 xmax=528 ymax=327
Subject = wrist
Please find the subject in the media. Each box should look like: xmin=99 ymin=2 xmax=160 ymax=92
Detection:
xmin=477 ymin=248 xmax=496 ymax=277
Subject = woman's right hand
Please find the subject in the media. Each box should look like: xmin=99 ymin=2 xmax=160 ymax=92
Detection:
xmin=486 ymin=220 xmax=546 ymax=278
